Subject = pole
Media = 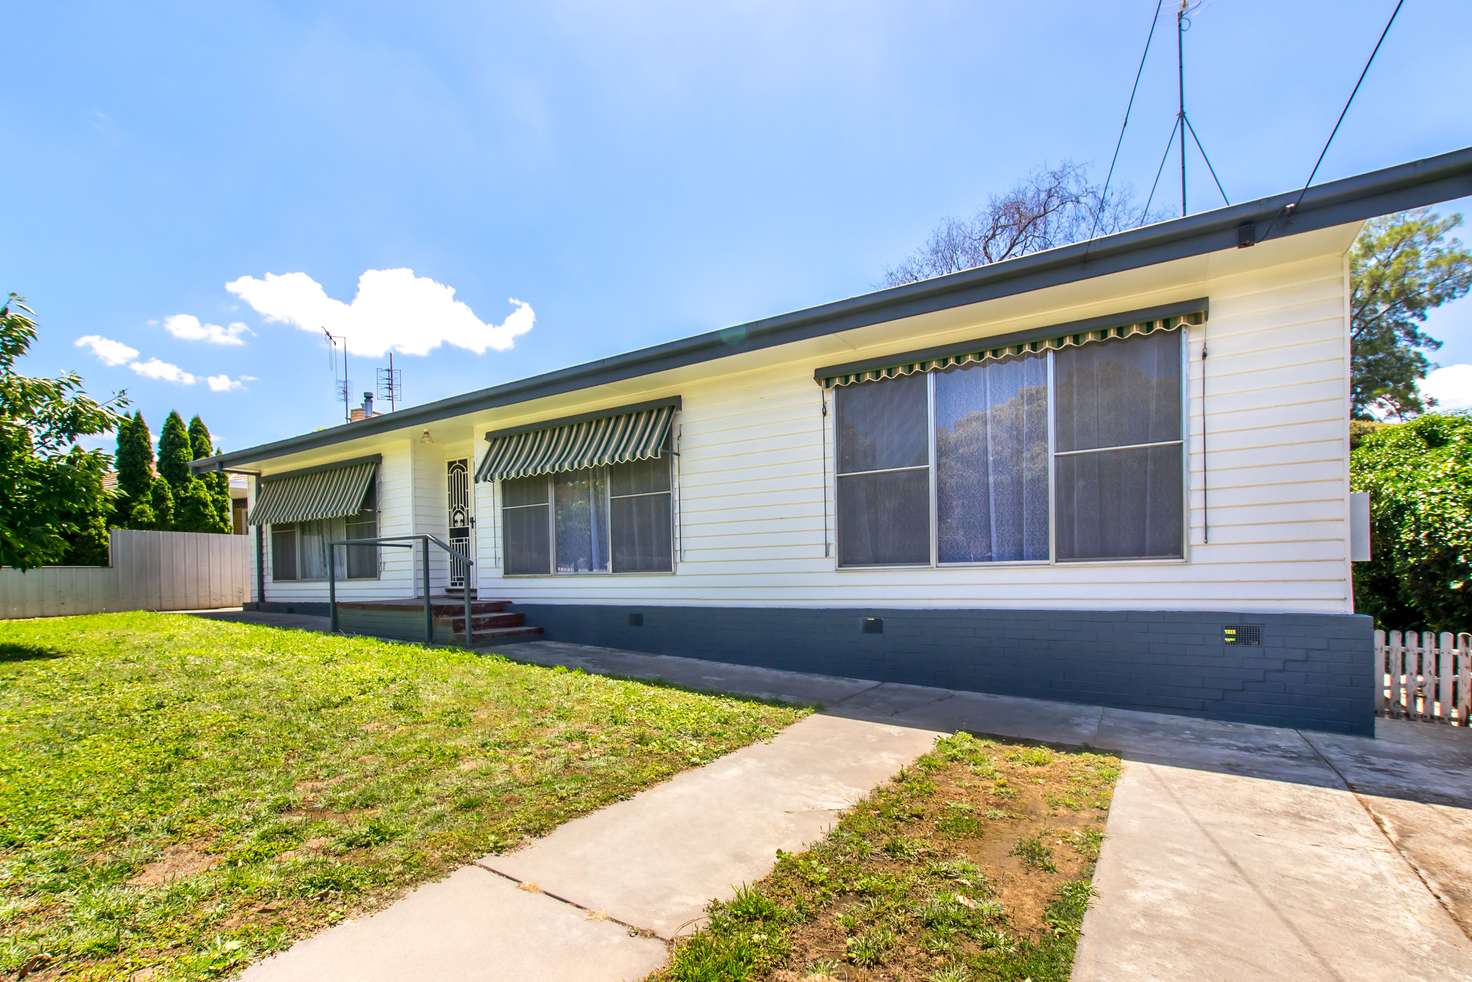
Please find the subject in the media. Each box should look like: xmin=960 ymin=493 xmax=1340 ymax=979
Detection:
xmin=1177 ymin=0 xmax=1187 ymax=217
xmin=422 ymin=536 xmax=433 ymax=644
xmin=342 ymin=341 xmax=350 ymax=424
xmin=328 ymin=545 xmax=339 ymax=632
xmin=464 ymin=558 xmax=473 ymax=646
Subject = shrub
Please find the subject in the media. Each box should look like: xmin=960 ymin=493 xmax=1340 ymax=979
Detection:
xmin=1350 ymin=413 xmax=1472 ymax=631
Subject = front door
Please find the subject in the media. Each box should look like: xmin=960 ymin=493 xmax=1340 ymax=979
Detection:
xmin=446 ymin=458 xmax=473 ymax=589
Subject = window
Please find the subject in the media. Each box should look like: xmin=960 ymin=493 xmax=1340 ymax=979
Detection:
xmin=501 ymin=457 xmax=674 ymax=574
xmin=935 ymin=355 xmax=1050 ymax=563
xmin=269 ymin=484 xmax=380 ymax=581
xmin=1053 ymin=329 xmax=1183 ymax=561
xmin=835 ymin=372 xmax=931 ymax=566
xmin=555 ymin=469 xmax=610 ymax=573
xmin=610 ymin=456 xmax=673 ymax=572
xmin=833 ymin=329 xmax=1185 ymax=567
xmin=502 ymin=476 xmax=552 ymax=575
xmin=271 ymin=526 xmax=298 ymax=581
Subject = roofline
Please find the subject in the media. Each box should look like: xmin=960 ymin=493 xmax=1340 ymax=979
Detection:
xmin=193 ymin=145 xmax=1472 ymax=472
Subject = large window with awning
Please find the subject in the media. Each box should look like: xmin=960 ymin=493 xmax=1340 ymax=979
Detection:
xmin=481 ymin=400 xmax=677 ymax=575
xmin=825 ymin=306 xmax=1193 ymax=566
xmin=252 ymin=457 xmax=380 ymax=581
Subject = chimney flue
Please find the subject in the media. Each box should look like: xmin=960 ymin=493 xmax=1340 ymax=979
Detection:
xmin=362 ymin=391 xmax=374 ymax=416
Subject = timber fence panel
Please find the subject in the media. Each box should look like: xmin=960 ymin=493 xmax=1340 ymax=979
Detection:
xmin=0 ymin=530 xmax=250 ymax=618
xmin=1378 ymin=627 xmax=1471 ymax=725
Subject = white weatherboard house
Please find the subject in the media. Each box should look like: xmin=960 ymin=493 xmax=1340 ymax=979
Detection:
xmin=196 ymin=149 xmax=1472 ymax=736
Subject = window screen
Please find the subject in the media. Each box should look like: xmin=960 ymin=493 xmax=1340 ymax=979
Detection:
xmin=502 ymin=476 xmax=551 ymax=574
xmin=271 ymin=526 xmax=298 ymax=581
xmin=836 ymin=373 xmax=931 ymax=566
xmin=609 ymin=457 xmax=672 ymax=572
xmin=1053 ymin=330 xmax=1184 ymax=560
xmin=934 ymin=355 xmax=1049 ymax=563
xmin=344 ymin=483 xmax=379 ymax=579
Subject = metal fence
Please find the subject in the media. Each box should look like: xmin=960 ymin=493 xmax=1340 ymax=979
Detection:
xmin=0 ymin=529 xmax=250 ymax=618
xmin=1377 ymin=629 xmax=1472 ymax=726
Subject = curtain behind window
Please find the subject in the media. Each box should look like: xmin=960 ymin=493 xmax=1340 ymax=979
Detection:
xmin=935 ymin=355 xmax=1049 ymax=563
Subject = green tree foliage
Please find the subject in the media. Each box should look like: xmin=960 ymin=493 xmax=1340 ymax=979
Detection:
xmin=1350 ymin=413 xmax=1472 ymax=631
xmin=0 ymin=293 xmax=127 ymax=570
xmin=188 ymin=414 xmax=233 ymax=531
xmin=148 ymin=478 xmax=175 ymax=531
xmin=114 ymin=411 xmax=155 ymax=512
xmin=175 ymin=478 xmax=229 ymax=533
xmin=1350 ymin=211 xmax=1472 ymax=418
xmin=157 ymin=409 xmax=193 ymax=490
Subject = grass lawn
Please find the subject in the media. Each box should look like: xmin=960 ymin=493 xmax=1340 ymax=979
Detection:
xmin=0 ymin=612 xmax=805 ymax=980
xmin=654 ymin=732 xmax=1120 ymax=982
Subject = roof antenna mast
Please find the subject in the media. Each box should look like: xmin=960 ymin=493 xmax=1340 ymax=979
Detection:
xmin=1177 ymin=0 xmax=1188 ymax=217
xmin=322 ymin=327 xmax=350 ymax=424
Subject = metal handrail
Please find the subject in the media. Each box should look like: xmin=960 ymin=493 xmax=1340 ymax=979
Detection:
xmin=326 ymin=534 xmax=475 ymax=646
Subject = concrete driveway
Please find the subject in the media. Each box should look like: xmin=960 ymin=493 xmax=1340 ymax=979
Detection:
xmin=202 ymin=631 xmax=1470 ymax=981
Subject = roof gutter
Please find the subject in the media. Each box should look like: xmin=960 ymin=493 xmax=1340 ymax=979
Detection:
xmin=193 ymin=145 xmax=1472 ymax=472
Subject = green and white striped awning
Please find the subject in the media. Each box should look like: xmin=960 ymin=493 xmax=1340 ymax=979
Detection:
xmin=476 ymin=403 xmax=676 ymax=483
xmin=249 ymin=459 xmax=378 ymax=527
xmin=819 ymin=309 xmax=1205 ymax=388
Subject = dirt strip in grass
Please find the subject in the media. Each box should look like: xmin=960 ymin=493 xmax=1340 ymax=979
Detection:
xmin=0 ymin=612 xmax=806 ymax=981
xmin=653 ymin=732 xmax=1120 ymax=982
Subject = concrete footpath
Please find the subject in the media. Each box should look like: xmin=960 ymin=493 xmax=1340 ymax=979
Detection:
xmin=230 ymin=637 xmax=1472 ymax=982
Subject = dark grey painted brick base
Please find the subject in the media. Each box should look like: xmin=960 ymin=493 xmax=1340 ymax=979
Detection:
xmin=517 ymin=604 xmax=1377 ymax=736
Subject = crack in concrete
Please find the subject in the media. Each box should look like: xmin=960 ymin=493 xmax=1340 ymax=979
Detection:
xmin=1294 ymin=729 xmax=1470 ymax=943
xmin=469 ymin=861 xmax=666 ymax=942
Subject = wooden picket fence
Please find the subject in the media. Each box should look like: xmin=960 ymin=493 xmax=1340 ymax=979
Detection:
xmin=1377 ymin=630 xmax=1472 ymax=726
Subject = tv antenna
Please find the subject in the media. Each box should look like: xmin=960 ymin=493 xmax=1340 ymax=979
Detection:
xmin=1140 ymin=1 xmax=1230 ymax=221
xmin=321 ymin=327 xmax=350 ymax=424
xmin=377 ymin=351 xmax=403 ymax=413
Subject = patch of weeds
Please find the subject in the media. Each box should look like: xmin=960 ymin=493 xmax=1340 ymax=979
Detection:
xmin=935 ymin=802 xmax=983 ymax=839
xmin=1011 ymin=835 xmax=1057 ymax=872
xmin=1069 ymin=827 xmax=1105 ymax=860
xmin=881 ymin=836 xmax=923 ymax=859
xmin=845 ymin=926 xmax=897 ymax=966
xmin=929 ymin=965 xmax=973 ymax=982
xmin=1007 ymin=745 xmax=1056 ymax=767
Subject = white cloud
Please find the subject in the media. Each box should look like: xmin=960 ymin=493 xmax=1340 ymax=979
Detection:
xmin=74 ymin=334 xmax=140 ymax=366
xmin=129 ymin=358 xmax=197 ymax=385
xmin=73 ymin=334 xmax=250 ymax=392
xmin=224 ymin=268 xmax=535 ymax=357
xmin=206 ymin=373 xmax=255 ymax=392
xmin=1421 ymin=364 xmax=1472 ymax=411
xmin=162 ymin=314 xmax=252 ymax=346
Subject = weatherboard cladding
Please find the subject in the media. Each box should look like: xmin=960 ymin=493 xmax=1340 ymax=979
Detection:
xmin=248 ymin=459 xmax=377 ymax=526
xmin=474 ymin=404 xmax=675 ymax=483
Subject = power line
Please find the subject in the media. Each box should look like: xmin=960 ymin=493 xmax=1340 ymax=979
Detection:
xmin=1085 ymin=0 xmax=1166 ymax=250
xmin=1260 ymin=0 xmax=1406 ymax=241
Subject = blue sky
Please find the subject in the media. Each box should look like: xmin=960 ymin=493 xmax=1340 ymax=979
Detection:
xmin=6 ymin=0 xmax=1471 ymax=453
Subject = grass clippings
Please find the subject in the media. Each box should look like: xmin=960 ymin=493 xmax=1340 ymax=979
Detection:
xmin=654 ymin=732 xmax=1120 ymax=982
xmin=0 ymin=612 xmax=805 ymax=980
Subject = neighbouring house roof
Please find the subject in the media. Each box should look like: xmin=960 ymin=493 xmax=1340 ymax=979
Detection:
xmin=194 ymin=146 xmax=1472 ymax=474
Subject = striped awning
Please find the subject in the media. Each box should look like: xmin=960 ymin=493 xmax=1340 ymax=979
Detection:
xmin=819 ymin=309 xmax=1205 ymax=388
xmin=476 ymin=403 xmax=675 ymax=483
xmin=248 ymin=459 xmax=377 ymax=527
